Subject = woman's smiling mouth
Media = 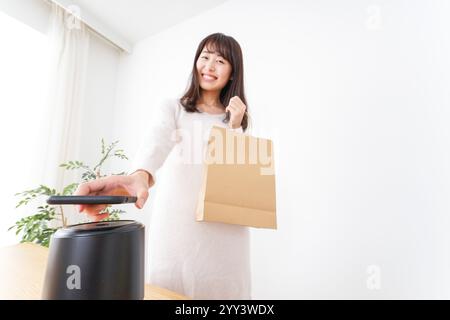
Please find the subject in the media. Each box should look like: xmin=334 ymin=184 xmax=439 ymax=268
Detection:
xmin=202 ymin=73 xmax=218 ymax=81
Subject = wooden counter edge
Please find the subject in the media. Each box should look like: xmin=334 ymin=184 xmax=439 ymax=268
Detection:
xmin=0 ymin=243 xmax=190 ymax=300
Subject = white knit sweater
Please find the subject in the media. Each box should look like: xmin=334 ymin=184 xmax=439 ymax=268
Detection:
xmin=131 ymin=98 xmax=250 ymax=300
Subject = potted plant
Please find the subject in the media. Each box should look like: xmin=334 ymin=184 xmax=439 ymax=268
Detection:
xmin=9 ymin=139 xmax=130 ymax=247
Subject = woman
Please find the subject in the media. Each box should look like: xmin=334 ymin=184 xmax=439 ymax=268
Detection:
xmin=75 ymin=33 xmax=251 ymax=299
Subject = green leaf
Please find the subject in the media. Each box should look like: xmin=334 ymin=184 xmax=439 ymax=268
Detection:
xmin=112 ymin=171 xmax=127 ymax=176
xmin=14 ymin=185 xmax=57 ymax=207
xmin=60 ymin=160 xmax=90 ymax=171
xmin=62 ymin=183 xmax=79 ymax=195
xmin=81 ymin=171 xmax=96 ymax=182
xmin=101 ymin=138 xmax=105 ymax=155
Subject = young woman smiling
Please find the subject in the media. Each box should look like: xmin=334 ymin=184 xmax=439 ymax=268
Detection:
xmin=75 ymin=33 xmax=251 ymax=299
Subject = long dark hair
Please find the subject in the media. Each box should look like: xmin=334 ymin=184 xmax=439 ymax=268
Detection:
xmin=180 ymin=33 xmax=249 ymax=131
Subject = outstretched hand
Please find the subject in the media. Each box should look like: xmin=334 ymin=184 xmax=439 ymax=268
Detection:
xmin=74 ymin=172 xmax=151 ymax=221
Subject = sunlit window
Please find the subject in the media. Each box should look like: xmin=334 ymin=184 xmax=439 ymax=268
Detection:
xmin=0 ymin=11 xmax=51 ymax=247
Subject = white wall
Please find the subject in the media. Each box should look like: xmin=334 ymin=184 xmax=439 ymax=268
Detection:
xmin=112 ymin=0 xmax=450 ymax=299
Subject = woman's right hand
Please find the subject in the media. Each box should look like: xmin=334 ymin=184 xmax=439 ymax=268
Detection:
xmin=74 ymin=170 xmax=153 ymax=221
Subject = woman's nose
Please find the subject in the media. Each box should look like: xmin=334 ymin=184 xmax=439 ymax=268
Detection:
xmin=205 ymin=60 xmax=215 ymax=71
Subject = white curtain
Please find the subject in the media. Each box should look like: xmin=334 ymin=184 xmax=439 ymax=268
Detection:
xmin=40 ymin=3 xmax=90 ymax=193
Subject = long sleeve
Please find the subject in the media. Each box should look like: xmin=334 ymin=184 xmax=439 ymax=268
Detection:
xmin=130 ymin=99 xmax=178 ymax=182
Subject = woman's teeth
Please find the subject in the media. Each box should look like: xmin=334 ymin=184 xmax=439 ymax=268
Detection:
xmin=202 ymin=74 xmax=217 ymax=81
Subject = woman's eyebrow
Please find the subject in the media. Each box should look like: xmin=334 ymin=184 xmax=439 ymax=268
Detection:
xmin=202 ymin=50 xmax=223 ymax=57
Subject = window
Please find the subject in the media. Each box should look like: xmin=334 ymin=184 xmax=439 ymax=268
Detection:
xmin=0 ymin=11 xmax=51 ymax=247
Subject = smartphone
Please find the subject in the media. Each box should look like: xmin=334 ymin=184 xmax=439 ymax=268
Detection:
xmin=46 ymin=195 xmax=138 ymax=205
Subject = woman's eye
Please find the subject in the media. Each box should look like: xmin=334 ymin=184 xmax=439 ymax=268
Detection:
xmin=201 ymin=56 xmax=208 ymax=60
xmin=217 ymin=60 xmax=224 ymax=64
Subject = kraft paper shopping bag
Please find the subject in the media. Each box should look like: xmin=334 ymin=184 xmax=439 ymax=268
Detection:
xmin=196 ymin=125 xmax=276 ymax=229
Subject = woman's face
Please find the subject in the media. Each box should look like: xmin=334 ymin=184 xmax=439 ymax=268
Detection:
xmin=196 ymin=45 xmax=232 ymax=93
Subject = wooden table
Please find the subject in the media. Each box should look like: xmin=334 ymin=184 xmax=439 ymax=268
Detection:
xmin=0 ymin=243 xmax=189 ymax=300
